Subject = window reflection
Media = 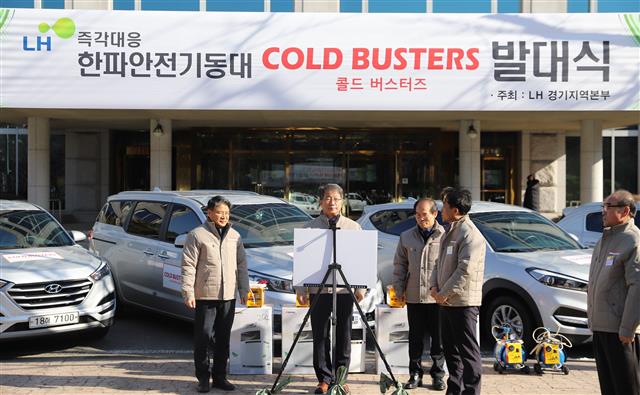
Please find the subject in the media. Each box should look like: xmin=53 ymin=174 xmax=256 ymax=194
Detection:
xmin=175 ymin=129 xmax=459 ymax=215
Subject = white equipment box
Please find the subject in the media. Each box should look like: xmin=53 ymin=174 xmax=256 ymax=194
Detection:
xmin=375 ymin=304 xmax=480 ymax=374
xmin=229 ymin=305 xmax=272 ymax=375
xmin=281 ymin=305 xmax=366 ymax=374
xmin=376 ymin=305 xmax=409 ymax=374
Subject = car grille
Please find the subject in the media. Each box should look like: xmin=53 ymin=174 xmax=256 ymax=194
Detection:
xmin=7 ymin=279 xmax=93 ymax=310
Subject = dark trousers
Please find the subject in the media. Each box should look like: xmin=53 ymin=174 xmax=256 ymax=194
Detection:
xmin=441 ymin=306 xmax=482 ymax=395
xmin=592 ymin=331 xmax=640 ymax=395
xmin=193 ymin=299 xmax=236 ymax=382
xmin=310 ymin=293 xmax=354 ymax=384
xmin=407 ymin=303 xmax=446 ymax=379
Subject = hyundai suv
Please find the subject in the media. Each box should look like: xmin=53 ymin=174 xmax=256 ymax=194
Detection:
xmin=0 ymin=200 xmax=116 ymax=340
xmin=358 ymin=200 xmax=593 ymax=347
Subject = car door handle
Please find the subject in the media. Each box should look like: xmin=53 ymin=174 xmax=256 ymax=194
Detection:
xmin=157 ymin=251 xmax=171 ymax=259
xmin=143 ymin=248 xmax=155 ymax=256
xmin=378 ymin=244 xmax=384 ymax=250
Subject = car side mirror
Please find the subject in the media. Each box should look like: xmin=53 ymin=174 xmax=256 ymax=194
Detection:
xmin=70 ymin=230 xmax=87 ymax=242
xmin=174 ymin=234 xmax=187 ymax=248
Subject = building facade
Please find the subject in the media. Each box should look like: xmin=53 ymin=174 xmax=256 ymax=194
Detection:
xmin=0 ymin=0 xmax=638 ymax=221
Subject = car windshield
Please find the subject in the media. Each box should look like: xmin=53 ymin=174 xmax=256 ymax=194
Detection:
xmin=470 ymin=211 xmax=584 ymax=252
xmin=0 ymin=210 xmax=74 ymax=249
xmin=228 ymin=203 xmax=311 ymax=248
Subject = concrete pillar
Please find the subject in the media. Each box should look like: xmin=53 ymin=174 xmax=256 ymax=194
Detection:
xmin=150 ymin=119 xmax=172 ymax=191
xmin=27 ymin=117 xmax=50 ymax=209
xmin=522 ymin=0 xmax=567 ymax=12
xmin=580 ymin=120 xmax=603 ymax=203
xmin=555 ymin=133 xmax=567 ymax=210
xmin=459 ymin=120 xmax=481 ymax=201
xmin=65 ymin=132 xmax=101 ymax=214
xmin=295 ymin=0 xmax=339 ymax=12
xmin=524 ymin=131 xmax=566 ymax=213
xmin=99 ymin=130 xmax=110 ymax=206
xmin=426 ymin=0 xmax=432 ymax=13
xmin=520 ymin=131 xmax=531 ymax=204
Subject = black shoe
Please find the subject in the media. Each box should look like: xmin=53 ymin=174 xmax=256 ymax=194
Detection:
xmin=197 ymin=379 xmax=210 ymax=393
xmin=314 ymin=382 xmax=330 ymax=394
xmin=432 ymin=377 xmax=446 ymax=391
xmin=212 ymin=376 xmax=235 ymax=391
xmin=405 ymin=373 xmax=422 ymax=389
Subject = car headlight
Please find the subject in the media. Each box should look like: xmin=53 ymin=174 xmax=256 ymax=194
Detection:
xmin=526 ymin=268 xmax=587 ymax=292
xmin=248 ymin=271 xmax=294 ymax=293
xmin=90 ymin=261 xmax=111 ymax=282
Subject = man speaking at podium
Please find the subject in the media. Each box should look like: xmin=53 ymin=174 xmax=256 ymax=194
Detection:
xmin=296 ymin=183 xmax=365 ymax=395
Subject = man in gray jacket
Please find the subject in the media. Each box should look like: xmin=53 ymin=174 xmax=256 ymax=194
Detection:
xmin=182 ymin=196 xmax=250 ymax=393
xmin=430 ymin=188 xmax=485 ymax=395
xmin=393 ymin=198 xmax=446 ymax=391
xmin=296 ymin=183 xmax=364 ymax=395
xmin=587 ymin=189 xmax=640 ymax=395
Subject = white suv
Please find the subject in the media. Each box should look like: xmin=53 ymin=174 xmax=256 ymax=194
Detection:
xmin=0 ymin=200 xmax=116 ymax=340
xmin=558 ymin=201 xmax=640 ymax=248
xmin=358 ymin=200 xmax=593 ymax=347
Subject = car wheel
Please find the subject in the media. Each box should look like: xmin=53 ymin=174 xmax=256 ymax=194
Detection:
xmin=485 ymin=296 xmax=535 ymax=351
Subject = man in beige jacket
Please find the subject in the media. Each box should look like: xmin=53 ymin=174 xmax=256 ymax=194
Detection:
xmin=587 ymin=189 xmax=640 ymax=395
xmin=392 ymin=198 xmax=446 ymax=391
xmin=296 ymin=183 xmax=364 ymax=395
xmin=430 ymin=188 xmax=485 ymax=395
xmin=182 ymin=196 xmax=250 ymax=393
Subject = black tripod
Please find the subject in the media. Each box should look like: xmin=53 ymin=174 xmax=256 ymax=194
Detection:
xmin=270 ymin=223 xmax=398 ymax=393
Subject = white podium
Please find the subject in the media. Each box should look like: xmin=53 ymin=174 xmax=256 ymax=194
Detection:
xmin=281 ymin=305 xmax=366 ymax=374
xmin=376 ymin=305 xmax=410 ymax=374
xmin=229 ymin=305 xmax=272 ymax=375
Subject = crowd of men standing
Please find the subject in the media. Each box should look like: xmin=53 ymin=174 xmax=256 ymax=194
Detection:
xmin=180 ymin=184 xmax=639 ymax=395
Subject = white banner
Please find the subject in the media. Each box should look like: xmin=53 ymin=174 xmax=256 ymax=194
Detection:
xmin=0 ymin=9 xmax=638 ymax=111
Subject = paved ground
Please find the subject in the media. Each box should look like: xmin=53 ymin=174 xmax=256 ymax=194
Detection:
xmin=0 ymin=349 xmax=601 ymax=395
xmin=2 ymin=224 xmax=599 ymax=394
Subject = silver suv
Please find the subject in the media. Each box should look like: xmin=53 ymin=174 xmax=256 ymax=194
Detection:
xmin=0 ymin=200 xmax=116 ymax=340
xmin=90 ymin=190 xmax=309 ymax=320
xmin=358 ymin=200 xmax=593 ymax=346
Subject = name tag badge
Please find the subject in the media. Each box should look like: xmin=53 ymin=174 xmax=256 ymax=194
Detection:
xmin=605 ymin=253 xmax=619 ymax=266
xmin=446 ymin=246 xmax=453 ymax=255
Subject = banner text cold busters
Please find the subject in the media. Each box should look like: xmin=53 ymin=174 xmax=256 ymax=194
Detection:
xmin=261 ymin=47 xmax=480 ymax=71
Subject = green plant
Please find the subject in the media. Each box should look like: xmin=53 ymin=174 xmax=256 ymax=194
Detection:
xmin=255 ymin=376 xmax=292 ymax=395
xmin=379 ymin=373 xmax=408 ymax=395
xmin=328 ymin=366 xmax=349 ymax=395
xmin=379 ymin=373 xmax=394 ymax=393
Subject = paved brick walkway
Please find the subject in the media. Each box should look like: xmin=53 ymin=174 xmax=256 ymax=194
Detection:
xmin=0 ymin=350 xmax=601 ymax=394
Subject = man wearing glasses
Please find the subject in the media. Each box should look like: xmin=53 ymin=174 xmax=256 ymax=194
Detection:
xmin=587 ymin=189 xmax=640 ymax=395
xmin=296 ymin=183 xmax=365 ymax=395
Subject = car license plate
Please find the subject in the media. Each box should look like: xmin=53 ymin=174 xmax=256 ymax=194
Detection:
xmin=28 ymin=312 xmax=80 ymax=329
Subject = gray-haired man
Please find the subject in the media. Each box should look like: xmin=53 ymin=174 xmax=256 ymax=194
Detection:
xmin=588 ymin=189 xmax=640 ymax=395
